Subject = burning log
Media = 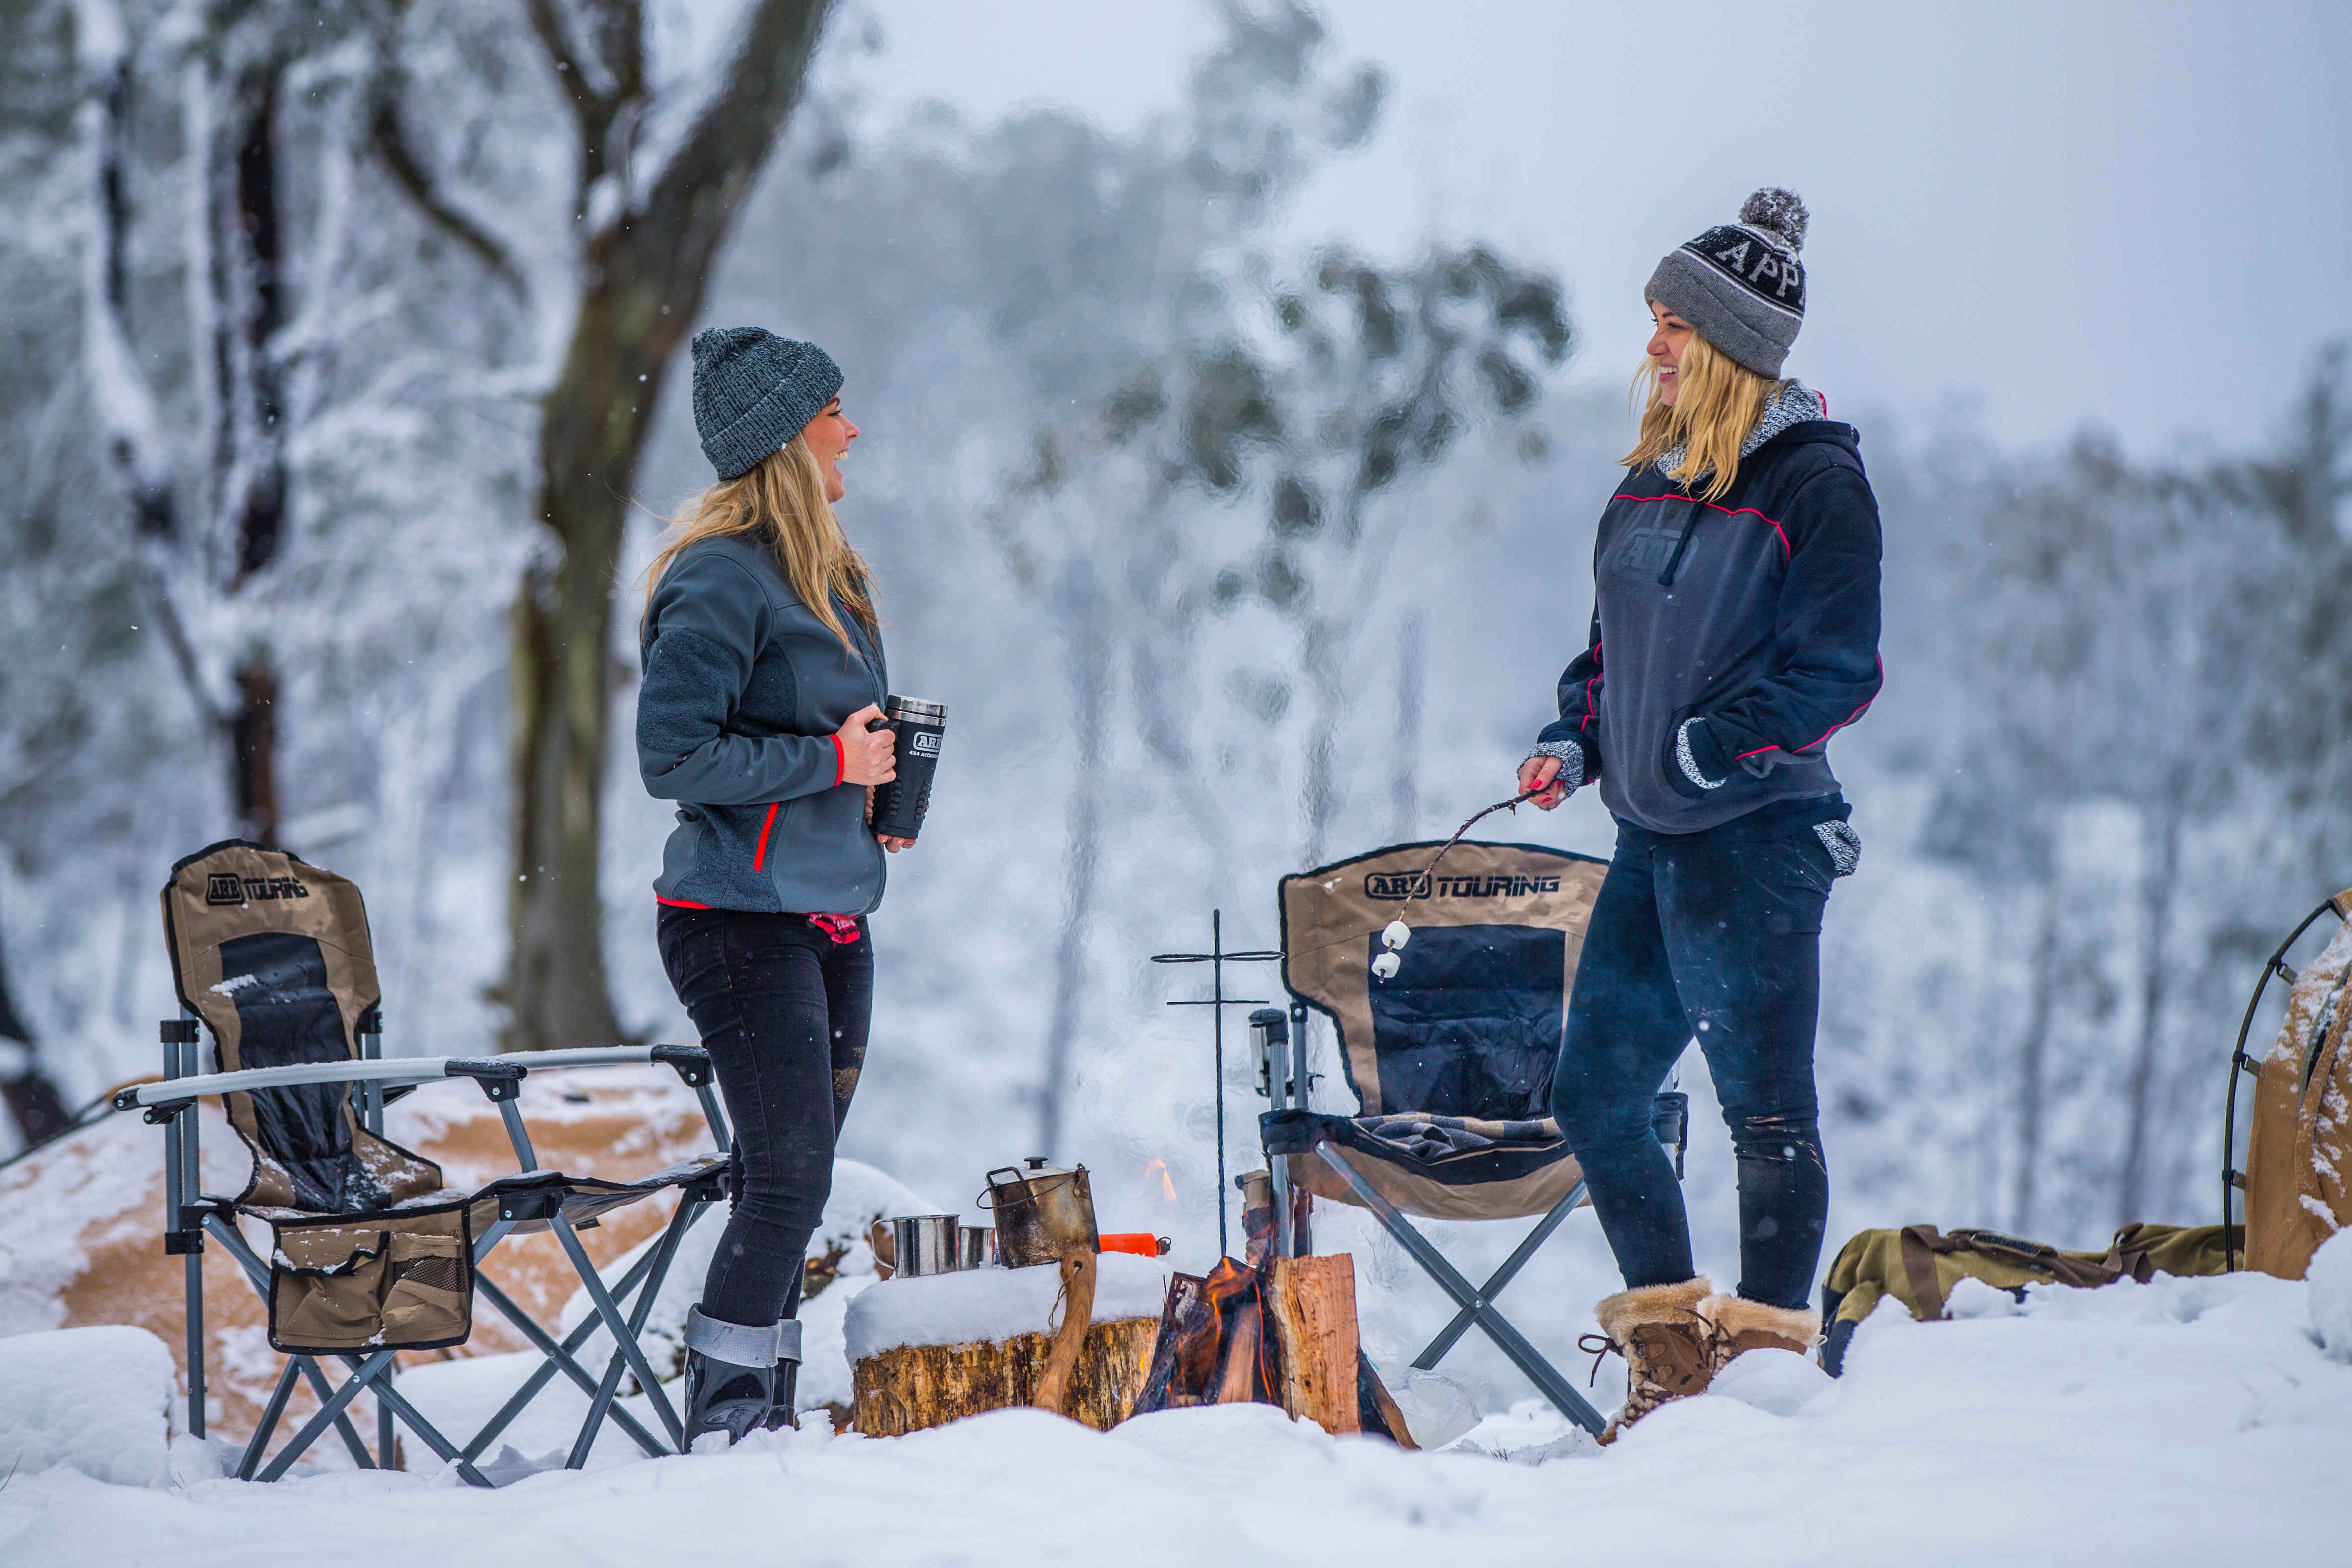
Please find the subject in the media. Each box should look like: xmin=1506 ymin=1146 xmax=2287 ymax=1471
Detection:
xmin=1136 ymin=1251 xmax=1406 ymax=1441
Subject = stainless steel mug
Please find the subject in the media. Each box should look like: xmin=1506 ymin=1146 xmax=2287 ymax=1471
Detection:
xmin=867 ymin=696 xmax=945 ymax=841
xmin=890 ymin=1215 xmax=959 ymax=1278
xmin=955 ymin=1226 xmax=997 ymax=1270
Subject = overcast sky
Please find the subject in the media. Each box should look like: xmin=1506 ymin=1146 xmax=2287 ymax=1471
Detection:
xmin=839 ymin=0 xmax=2351 ymax=460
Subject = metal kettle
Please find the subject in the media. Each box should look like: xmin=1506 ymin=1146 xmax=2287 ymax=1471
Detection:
xmin=980 ymin=1157 xmax=1099 ymax=1269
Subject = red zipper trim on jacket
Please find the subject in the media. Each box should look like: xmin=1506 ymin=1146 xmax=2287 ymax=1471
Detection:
xmin=1609 ymin=491 xmax=1792 ymax=557
xmin=657 ymin=896 xmax=714 ymax=909
xmin=752 ymin=801 xmax=780 ymax=872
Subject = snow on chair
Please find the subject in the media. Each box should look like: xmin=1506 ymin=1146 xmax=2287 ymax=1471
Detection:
xmin=114 ymin=839 xmax=733 ymax=1484
xmin=1257 ymin=839 xmax=1688 ymax=1438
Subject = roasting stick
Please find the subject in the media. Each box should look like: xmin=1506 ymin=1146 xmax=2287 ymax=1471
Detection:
xmin=1374 ymin=788 xmax=1543 ymax=978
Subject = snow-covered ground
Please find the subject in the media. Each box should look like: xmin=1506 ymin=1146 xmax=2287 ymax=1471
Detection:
xmin=5 ymin=1259 xmax=2348 ymax=1565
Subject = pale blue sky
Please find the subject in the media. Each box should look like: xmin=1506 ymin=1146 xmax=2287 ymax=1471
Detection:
xmin=841 ymin=0 xmax=2352 ymax=459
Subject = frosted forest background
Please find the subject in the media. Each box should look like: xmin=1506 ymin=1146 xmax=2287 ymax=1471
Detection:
xmin=2 ymin=0 xmax=2349 ymax=1384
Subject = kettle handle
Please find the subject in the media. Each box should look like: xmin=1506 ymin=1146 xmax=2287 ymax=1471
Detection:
xmin=976 ymin=1166 xmax=1029 ymax=1211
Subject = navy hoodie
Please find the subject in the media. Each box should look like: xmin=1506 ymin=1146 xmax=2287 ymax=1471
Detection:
xmin=1538 ymin=417 xmax=1882 ymax=834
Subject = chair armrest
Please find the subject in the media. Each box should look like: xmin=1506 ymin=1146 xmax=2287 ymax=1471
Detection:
xmin=649 ymin=1043 xmax=714 ymax=1087
xmin=500 ymin=1042 xmax=715 ymax=1089
xmin=444 ymin=1057 xmax=527 ymax=1103
xmin=508 ymin=1046 xmax=660 ymax=1071
xmin=113 ymin=1057 xmax=458 ymax=1112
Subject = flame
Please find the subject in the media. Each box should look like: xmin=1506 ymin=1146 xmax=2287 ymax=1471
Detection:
xmin=1144 ymin=1157 xmax=1176 ymax=1202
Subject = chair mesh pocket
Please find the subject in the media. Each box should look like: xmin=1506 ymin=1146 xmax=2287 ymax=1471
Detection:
xmin=379 ymin=1231 xmax=470 ymax=1342
xmin=269 ymin=1206 xmax=472 ymax=1354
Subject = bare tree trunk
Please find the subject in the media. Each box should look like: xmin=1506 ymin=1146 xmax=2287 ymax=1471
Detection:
xmin=0 ymin=923 xmax=71 ymax=1148
xmin=1298 ymin=616 xmax=1344 ymax=868
xmin=2009 ymin=877 xmax=2061 ymax=1233
xmin=214 ymin=60 xmax=290 ymax=846
xmin=1388 ymin=612 xmax=1422 ymax=843
xmin=503 ymin=0 xmax=832 ymax=1053
xmin=229 ymin=653 xmax=280 ymax=844
xmin=1039 ymin=566 xmax=1110 ymax=1158
xmin=2117 ymin=792 xmax=2185 ymax=1222
xmin=83 ymin=17 xmax=291 ymax=845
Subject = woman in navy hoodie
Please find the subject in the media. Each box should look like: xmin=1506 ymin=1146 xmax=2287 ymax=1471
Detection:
xmin=1519 ymin=190 xmax=1882 ymax=1437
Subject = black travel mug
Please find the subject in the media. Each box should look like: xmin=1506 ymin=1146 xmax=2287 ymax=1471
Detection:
xmin=867 ymin=695 xmax=945 ymax=841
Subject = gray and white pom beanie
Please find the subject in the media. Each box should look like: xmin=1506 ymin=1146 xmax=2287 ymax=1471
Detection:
xmin=1644 ymin=188 xmax=1810 ymax=379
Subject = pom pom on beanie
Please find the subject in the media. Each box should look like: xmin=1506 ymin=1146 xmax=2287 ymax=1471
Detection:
xmin=1736 ymin=187 xmax=1808 ymax=255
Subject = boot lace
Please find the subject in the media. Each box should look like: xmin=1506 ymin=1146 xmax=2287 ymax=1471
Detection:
xmin=1577 ymin=1332 xmax=1620 ymax=1386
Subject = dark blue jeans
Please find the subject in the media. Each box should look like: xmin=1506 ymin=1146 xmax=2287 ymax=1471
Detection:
xmin=1551 ymin=804 xmax=1839 ymax=1311
xmin=657 ymin=905 xmax=873 ymax=1330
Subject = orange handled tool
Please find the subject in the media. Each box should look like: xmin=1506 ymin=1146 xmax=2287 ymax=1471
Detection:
xmin=1098 ymin=1233 xmax=1172 ymax=1257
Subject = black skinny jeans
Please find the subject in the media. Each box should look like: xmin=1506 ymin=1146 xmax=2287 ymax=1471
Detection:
xmin=1551 ymin=805 xmax=1839 ymax=1311
xmin=657 ymin=904 xmax=872 ymax=1331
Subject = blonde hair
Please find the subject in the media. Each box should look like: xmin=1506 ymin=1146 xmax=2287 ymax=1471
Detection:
xmin=642 ymin=436 xmax=878 ymax=650
xmin=1621 ymin=332 xmax=1782 ymax=503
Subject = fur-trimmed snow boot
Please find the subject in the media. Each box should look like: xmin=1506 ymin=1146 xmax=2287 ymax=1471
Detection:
xmin=1697 ymin=1293 xmax=1822 ymax=1374
xmin=682 ymin=1307 xmax=799 ymax=1449
xmin=1583 ymin=1277 xmax=1714 ymax=1442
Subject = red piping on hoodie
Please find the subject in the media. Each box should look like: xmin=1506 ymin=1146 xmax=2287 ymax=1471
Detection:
xmin=1610 ymin=492 xmax=1793 ymax=558
xmin=752 ymin=801 xmax=780 ymax=872
xmin=1730 ymin=658 xmax=1884 ymax=760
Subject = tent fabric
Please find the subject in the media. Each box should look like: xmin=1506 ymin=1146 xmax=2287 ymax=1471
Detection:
xmin=2243 ymin=890 xmax=2352 ymax=1279
xmin=1278 ymin=840 xmax=1609 ymax=1120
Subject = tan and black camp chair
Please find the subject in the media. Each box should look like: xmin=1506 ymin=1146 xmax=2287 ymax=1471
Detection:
xmin=111 ymin=840 xmax=733 ymax=1485
xmin=1257 ymin=840 xmax=1688 ymax=1437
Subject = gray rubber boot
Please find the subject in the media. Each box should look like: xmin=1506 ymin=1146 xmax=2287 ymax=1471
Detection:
xmin=682 ymin=1307 xmax=796 ymax=1449
xmin=761 ymin=1354 xmax=802 ymax=1432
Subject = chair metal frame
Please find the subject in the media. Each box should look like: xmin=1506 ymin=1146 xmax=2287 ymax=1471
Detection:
xmin=117 ymin=1022 xmax=732 ymax=1485
xmin=1253 ymin=1002 xmax=1608 ymax=1434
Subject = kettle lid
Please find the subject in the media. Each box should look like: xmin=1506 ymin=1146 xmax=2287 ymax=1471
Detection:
xmin=987 ymin=1156 xmax=1085 ymax=1188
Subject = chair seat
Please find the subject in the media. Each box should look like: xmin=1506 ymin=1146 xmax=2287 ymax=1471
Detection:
xmin=1262 ymin=1107 xmax=1586 ymax=1222
xmin=466 ymin=1153 xmax=733 ymax=1235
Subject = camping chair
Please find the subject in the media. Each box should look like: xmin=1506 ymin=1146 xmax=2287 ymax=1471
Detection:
xmin=1256 ymin=839 xmax=1688 ymax=1438
xmin=110 ymin=839 xmax=733 ymax=1485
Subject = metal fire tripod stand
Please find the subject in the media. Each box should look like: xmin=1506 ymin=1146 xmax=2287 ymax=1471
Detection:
xmin=1151 ymin=909 xmax=1280 ymax=1261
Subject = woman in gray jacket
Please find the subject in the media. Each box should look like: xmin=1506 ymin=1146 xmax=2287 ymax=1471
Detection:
xmin=637 ymin=327 xmax=909 ymax=1445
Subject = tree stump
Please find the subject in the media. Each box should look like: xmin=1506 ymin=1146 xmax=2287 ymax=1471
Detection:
xmin=850 ymin=1316 xmax=1158 ymax=1437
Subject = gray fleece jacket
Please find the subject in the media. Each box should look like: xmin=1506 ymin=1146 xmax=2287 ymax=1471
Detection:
xmin=637 ymin=535 xmax=888 ymax=914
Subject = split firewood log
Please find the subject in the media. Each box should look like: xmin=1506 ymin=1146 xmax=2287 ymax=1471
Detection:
xmin=1263 ymin=1254 xmax=1360 ymax=1434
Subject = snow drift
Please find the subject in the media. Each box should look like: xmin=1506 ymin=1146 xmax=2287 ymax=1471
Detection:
xmin=2 ymin=1266 xmax=2347 ymax=1564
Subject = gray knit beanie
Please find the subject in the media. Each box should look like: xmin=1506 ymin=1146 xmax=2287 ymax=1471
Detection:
xmin=691 ymin=326 xmax=844 ymax=481
xmin=1644 ymin=188 xmax=1809 ymax=379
